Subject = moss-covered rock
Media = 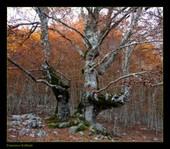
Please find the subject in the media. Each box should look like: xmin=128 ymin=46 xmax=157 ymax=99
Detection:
xmin=83 ymin=120 xmax=92 ymax=127
xmin=48 ymin=123 xmax=60 ymax=129
xmin=47 ymin=116 xmax=80 ymax=129
xmin=46 ymin=114 xmax=110 ymax=137
xmin=88 ymin=125 xmax=98 ymax=135
xmin=69 ymin=116 xmax=81 ymax=124
xmin=69 ymin=126 xmax=78 ymax=134
xmin=76 ymin=123 xmax=86 ymax=132
xmin=59 ymin=122 xmax=69 ymax=128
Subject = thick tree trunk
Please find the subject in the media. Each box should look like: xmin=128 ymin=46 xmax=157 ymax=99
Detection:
xmin=52 ymin=88 xmax=70 ymax=122
xmin=81 ymin=59 xmax=98 ymax=123
xmin=80 ymin=8 xmax=100 ymax=124
xmin=82 ymin=82 xmax=98 ymax=123
xmin=76 ymin=8 xmax=133 ymax=134
xmin=79 ymin=54 xmax=132 ymax=125
xmin=42 ymin=63 xmax=70 ymax=122
xmin=79 ymin=64 xmax=132 ymax=134
xmin=81 ymin=91 xmax=97 ymax=123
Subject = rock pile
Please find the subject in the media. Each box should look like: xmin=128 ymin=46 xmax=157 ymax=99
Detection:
xmin=8 ymin=113 xmax=47 ymax=137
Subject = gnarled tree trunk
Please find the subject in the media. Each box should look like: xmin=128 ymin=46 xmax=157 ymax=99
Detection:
xmin=81 ymin=67 xmax=98 ymax=123
xmin=36 ymin=7 xmax=70 ymax=122
xmin=52 ymin=87 xmax=70 ymax=122
xmin=42 ymin=63 xmax=70 ymax=122
xmin=78 ymin=8 xmax=133 ymax=131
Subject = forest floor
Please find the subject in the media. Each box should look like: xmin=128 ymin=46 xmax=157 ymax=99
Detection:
xmin=7 ymin=114 xmax=163 ymax=142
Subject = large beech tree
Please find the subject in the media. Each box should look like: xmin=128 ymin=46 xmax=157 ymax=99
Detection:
xmin=7 ymin=7 xmax=163 ymax=132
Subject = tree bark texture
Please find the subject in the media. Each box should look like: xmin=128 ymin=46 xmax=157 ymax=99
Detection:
xmin=80 ymin=8 xmax=100 ymax=123
xmin=42 ymin=64 xmax=70 ymax=122
xmin=36 ymin=7 xmax=70 ymax=122
xmin=35 ymin=7 xmax=51 ymax=58
xmin=79 ymin=8 xmax=133 ymax=125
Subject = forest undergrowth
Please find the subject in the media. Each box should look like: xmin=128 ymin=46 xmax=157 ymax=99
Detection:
xmin=7 ymin=113 xmax=163 ymax=142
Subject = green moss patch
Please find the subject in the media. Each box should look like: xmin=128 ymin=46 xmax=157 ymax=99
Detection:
xmin=76 ymin=123 xmax=86 ymax=132
xmin=48 ymin=123 xmax=59 ymax=129
xmin=46 ymin=114 xmax=106 ymax=136
xmin=47 ymin=67 xmax=65 ymax=87
xmin=75 ymin=102 xmax=84 ymax=114
xmin=45 ymin=115 xmax=60 ymax=123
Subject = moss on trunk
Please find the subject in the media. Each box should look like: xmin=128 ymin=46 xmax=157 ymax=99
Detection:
xmin=42 ymin=64 xmax=70 ymax=122
xmin=75 ymin=102 xmax=84 ymax=114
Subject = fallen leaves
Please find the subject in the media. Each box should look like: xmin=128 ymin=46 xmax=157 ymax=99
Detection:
xmin=7 ymin=114 xmax=163 ymax=142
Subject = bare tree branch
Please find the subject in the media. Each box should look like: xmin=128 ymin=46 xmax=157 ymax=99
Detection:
xmin=19 ymin=23 xmax=39 ymax=46
xmin=48 ymin=27 xmax=84 ymax=58
xmin=42 ymin=11 xmax=92 ymax=49
xmin=98 ymin=8 xmax=142 ymax=76
xmin=117 ymin=40 xmax=163 ymax=50
xmin=8 ymin=58 xmax=65 ymax=90
xmin=94 ymin=71 xmax=146 ymax=93
xmin=8 ymin=22 xmax=40 ymax=30
xmin=111 ymin=8 xmax=128 ymax=20
xmin=97 ymin=8 xmax=135 ymax=49
xmin=150 ymin=81 xmax=163 ymax=87
xmin=146 ymin=11 xmax=163 ymax=20
xmin=45 ymin=61 xmax=71 ymax=84
xmin=7 ymin=21 xmax=40 ymax=46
